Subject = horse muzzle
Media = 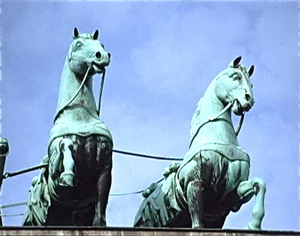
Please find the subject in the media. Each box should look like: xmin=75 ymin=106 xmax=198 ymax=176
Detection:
xmin=92 ymin=60 xmax=109 ymax=74
xmin=233 ymin=100 xmax=253 ymax=116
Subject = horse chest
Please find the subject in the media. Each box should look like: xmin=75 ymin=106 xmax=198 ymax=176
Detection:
xmin=200 ymin=153 xmax=249 ymax=192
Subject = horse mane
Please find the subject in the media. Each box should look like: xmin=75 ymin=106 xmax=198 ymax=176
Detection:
xmin=189 ymin=71 xmax=223 ymax=138
xmin=190 ymin=98 xmax=203 ymax=138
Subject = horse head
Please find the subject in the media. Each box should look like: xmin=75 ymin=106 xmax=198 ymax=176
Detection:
xmin=215 ymin=56 xmax=255 ymax=116
xmin=68 ymin=27 xmax=111 ymax=77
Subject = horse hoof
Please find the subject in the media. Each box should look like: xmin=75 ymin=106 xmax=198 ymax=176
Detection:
xmin=247 ymin=222 xmax=261 ymax=230
xmin=59 ymin=172 xmax=76 ymax=187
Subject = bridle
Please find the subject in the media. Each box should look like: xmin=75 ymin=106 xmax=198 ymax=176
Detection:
xmin=189 ymin=100 xmax=245 ymax=148
xmin=53 ymin=63 xmax=106 ymax=123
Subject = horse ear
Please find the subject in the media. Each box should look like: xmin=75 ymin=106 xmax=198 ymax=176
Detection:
xmin=248 ymin=65 xmax=254 ymax=77
xmin=229 ymin=56 xmax=242 ymax=68
xmin=73 ymin=28 xmax=79 ymax=39
xmin=92 ymin=30 xmax=99 ymax=40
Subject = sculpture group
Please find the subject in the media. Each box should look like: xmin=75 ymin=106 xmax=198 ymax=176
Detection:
xmin=12 ymin=28 xmax=266 ymax=229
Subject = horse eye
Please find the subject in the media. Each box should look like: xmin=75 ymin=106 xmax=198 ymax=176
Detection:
xmin=233 ymin=73 xmax=240 ymax=80
xmin=76 ymin=41 xmax=83 ymax=49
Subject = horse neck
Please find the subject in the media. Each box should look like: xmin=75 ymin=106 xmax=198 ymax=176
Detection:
xmin=191 ymin=80 xmax=239 ymax=147
xmin=55 ymin=58 xmax=98 ymax=121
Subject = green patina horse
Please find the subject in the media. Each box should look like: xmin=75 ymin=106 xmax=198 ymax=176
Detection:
xmin=23 ymin=28 xmax=113 ymax=226
xmin=134 ymin=56 xmax=266 ymax=229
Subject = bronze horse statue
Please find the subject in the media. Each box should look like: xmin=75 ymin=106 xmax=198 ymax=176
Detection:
xmin=134 ymin=57 xmax=266 ymax=229
xmin=23 ymin=28 xmax=113 ymax=226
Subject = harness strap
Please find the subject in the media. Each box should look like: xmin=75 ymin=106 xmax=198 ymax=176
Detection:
xmin=235 ymin=112 xmax=245 ymax=136
xmin=97 ymin=70 xmax=106 ymax=117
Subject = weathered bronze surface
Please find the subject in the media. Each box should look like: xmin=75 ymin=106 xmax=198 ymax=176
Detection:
xmin=134 ymin=57 xmax=266 ymax=230
xmin=22 ymin=28 xmax=113 ymax=226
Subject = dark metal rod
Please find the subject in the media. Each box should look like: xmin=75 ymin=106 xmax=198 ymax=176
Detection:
xmin=2 ymin=149 xmax=182 ymax=180
xmin=3 ymin=163 xmax=48 ymax=179
xmin=0 ymin=213 xmax=24 ymax=217
xmin=113 ymin=149 xmax=183 ymax=161
xmin=0 ymin=202 xmax=27 ymax=209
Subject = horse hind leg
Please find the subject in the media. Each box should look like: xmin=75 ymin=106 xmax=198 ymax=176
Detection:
xmin=93 ymin=170 xmax=111 ymax=226
xmin=59 ymin=138 xmax=76 ymax=187
xmin=178 ymin=157 xmax=205 ymax=228
xmin=234 ymin=178 xmax=266 ymax=230
xmin=93 ymin=138 xmax=113 ymax=226
xmin=187 ymin=180 xmax=205 ymax=228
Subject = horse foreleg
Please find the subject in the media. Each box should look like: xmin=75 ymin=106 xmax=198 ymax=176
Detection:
xmin=247 ymin=178 xmax=266 ymax=230
xmin=235 ymin=178 xmax=266 ymax=230
xmin=187 ymin=180 xmax=204 ymax=228
xmin=59 ymin=138 xmax=76 ymax=187
xmin=93 ymin=170 xmax=112 ymax=226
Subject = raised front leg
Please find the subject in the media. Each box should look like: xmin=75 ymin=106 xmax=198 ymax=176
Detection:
xmin=59 ymin=138 xmax=76 ymax=187
xmin=235 ymin=178 xmax=266 ymax=230
xmin=247 ymin=178 xmax=266 ymax=230
xmin=187 ymin=180 xmax=204 ymax=228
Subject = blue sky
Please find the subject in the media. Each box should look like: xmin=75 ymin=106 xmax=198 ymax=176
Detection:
xmin=0 ymin=0 xmax=298 ymax=231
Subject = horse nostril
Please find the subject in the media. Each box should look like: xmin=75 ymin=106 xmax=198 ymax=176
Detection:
xmin=245 ymin=93 xmax=252 ymax=101
xmin=108 ymin=53 xmax=111 ymax=59
xmin=96 ymin=52 xmax=102 ymax=59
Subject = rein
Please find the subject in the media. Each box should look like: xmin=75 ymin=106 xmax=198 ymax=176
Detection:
xmin=53 ymin=64 xmax=106 ymax=123
xmin=97 ymin=69 xmax=106 ymax=117
xmin=189 ymin=100 xmax=245 ymax=148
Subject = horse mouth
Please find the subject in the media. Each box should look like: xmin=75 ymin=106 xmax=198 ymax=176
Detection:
xmin=92 ymin=62 xmax=107 ymax=73
xmin=233 ymin=100 xmax=252 ymax=116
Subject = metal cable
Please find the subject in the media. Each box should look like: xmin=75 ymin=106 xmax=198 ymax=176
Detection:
xmin=0 ymin=176 xmax=165 ymax=211
xmin=1 ymin=149 xmax=179 ymax=203
xmin=113 ymin=149 xmax=183 ymax=161
xmin=0 ymin=202 xmax=27 ymax=209
xmin=3 ymin=163 xmax=48 ymax=179
xmin=0 ymin=213 xmax=24 ymax=217
xmin=110 ymin=190 xmax=144 ymax=196
xmin=2 ymin=149 xmax=182 ymax=180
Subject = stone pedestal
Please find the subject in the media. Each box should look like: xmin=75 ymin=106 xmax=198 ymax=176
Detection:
xmin=0 ymin=227 xmax=299 ymax=236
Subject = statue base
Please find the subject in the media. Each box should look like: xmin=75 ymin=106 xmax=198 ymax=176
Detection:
xmin=0 ymin=227 xmax=298 ymax=236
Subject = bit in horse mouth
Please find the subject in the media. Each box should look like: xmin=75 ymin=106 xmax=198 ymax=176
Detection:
xmin=92 ymin=62 xmax=106 ymax=72
xmin=237 ymin=100 xmax=243 ymax=111
xmin=233 ymin=100 xmax=245 ymax=114
xmin=236 ymin=100 xmax=252 ymax=113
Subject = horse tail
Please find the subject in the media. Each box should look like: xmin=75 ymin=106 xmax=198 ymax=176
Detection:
xmin=22 ymin=159 xmax=51 ymax=226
